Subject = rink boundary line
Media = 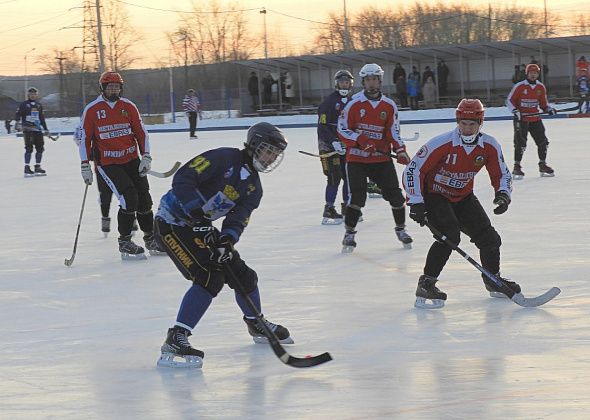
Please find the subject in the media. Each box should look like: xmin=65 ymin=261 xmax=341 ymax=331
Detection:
xmin=13 ymin=113 xmax=589 ymax=137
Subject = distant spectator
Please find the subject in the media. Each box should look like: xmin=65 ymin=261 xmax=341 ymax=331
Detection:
xmin=423 ymin=76 xmax=436 ymax=108
xmin=284 ymin=71 xmax=295 ymax=104
xmin=247 ymin=71 xmax=259 ymax=111
xmin=410 ymin=66 xmax=421 ymax=84
xmin=262 ymin=72 xmax=273 ymax=105
xmin=422 ymin=66 xmax=435 ymax=86
xmin=393 ymin=63 xmax=406 ymax=86
xmin=395 ymin=75 xmax=408 ymax=108
xmin=437 ymin=60 xmax=450 ymax=96
xmin=4 ymin=119 xmax=11 ymax=134
xmin=279 ymin=72 xmax=286 ymax=103
xmin=512 ymin=64 xmax=527 ymax=84
xmin=182 ymin=89 xmax=201 ymax=139
xmin=407 ymin=73 xmax=420 ymax=110
xmin=577 ymin=56 xmax=589 ymax=78
xmin=578 ymin=75 xmax=589 ymax=114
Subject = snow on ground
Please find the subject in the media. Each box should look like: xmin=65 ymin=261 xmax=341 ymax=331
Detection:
xmin=1 ymin=110 xmax=589 ymax=419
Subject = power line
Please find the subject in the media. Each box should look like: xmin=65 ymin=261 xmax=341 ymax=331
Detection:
xmin=113 ymin=0 xmax=260 ymax=14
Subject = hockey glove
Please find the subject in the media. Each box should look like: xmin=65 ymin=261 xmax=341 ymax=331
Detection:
xmin=512 ymin=109 xmax=521 ymax=120
xmin=332 ymin=140 xmax=346 ymax=155
xmin=545 ymin=107 xmax=557 ymax=116
xmin=493 ymin=191 xmax=511 ymax=215
xmin=409 ymin=203 xmax=427 ymax=226
xmin=43 ymin=130 xmax=50 ymax=136
xmin=395 ymin=148 xmax=411 ymax=165
xmin=210 ymin=234 xmax=235 ymax=267
xmin=138 ymin=154 xmax=152 ymax=177
xmin=81 ymin=162 xmax=93 ymax=185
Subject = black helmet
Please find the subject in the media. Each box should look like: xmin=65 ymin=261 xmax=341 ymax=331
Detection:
xmin=245 ymin=122 xmax=288 ymax=173
xmin=334 ymin=70 xmax=354 ymax=95
xmin=27 ymin=87 xmax=39 ymax=94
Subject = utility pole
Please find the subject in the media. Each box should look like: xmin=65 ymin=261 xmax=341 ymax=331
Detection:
xmin=56 ymin=52 xmax=66 ymax=115
xmin=543 ymin=0 xmax=549 ymax=37
xmin=343 ymin=0 xmax=350 ymax=52
xmin=260 ymin=7 xmax=268 ymax=59
xmin=95 ymin=0 xmax=106 ymax=73
xmin=24 ymin=48 xmax=36 ymax=98
xmin=488 ymin=3 xmax=492 ymax=42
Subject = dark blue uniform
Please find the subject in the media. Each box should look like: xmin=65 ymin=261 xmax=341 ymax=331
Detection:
xmin=16 ymin=99 xmax=48 ymax=167
xmin=154 ymin=147 xmax=265 ymax=329
xmin=317 ymin=91 xmax=350 ymax=206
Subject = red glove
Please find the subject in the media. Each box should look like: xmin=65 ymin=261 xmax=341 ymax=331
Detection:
xmin=356 ymin=135 xmax=377 ymax=154
xmin=396 ymin=148 xmax=410 ymax=165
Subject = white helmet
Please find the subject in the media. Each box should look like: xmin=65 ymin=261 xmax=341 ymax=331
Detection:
xmin=359 ymin=63 xmax=384 ymax=81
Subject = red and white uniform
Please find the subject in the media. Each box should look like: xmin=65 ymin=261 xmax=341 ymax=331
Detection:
xmin=79 ymin=95 xmax=150 ymax=165
xmin=337 ymin=91 xmax=406 ymax=163
xmin=506 ymin=80 xmax=549 ymax=123
xmin=403 ymin=128 xmax=512 ymax=204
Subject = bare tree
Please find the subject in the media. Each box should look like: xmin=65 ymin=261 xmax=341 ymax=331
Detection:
xmin=104 ymin=0 xmax=142 ymax=71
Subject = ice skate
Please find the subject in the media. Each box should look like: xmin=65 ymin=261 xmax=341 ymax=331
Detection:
xmin=24 ymin=165 xmax=35 ymax=178
xmin=415 ymin=275 xmax=447 ymax=309
xmin=483 ymin=273 xmax=521 ymax=298
xmin=101 ymin=217 xmax=111 ymax=237
xmin=321 ymin=204 xmax=343 ymax=225
xmin=118 ymin=235 xmax=146 ymax=260
xmin=157 ymin=326 xmax=204 ymax=369
xmin=190 ymin=135 xmax=198 ymax=139
xmin=367 ymin=181 xmax=382 ymax=198
xmin=144 ymin=233 xmax=167 ymax=256
xmin=341 ymin=229 xmax=357 ymax=253
xmin=512 ymin=163 xmax=524 ymax=180
xmin=243 ymin=315 xmax=293 ymax=344
xmin=34 ymin=164 xmax=46 ymax=176
xmin=395 ymin=226 xmax=413 ymax=249
xmin=538 ymin=161 xmax=555 ymax=177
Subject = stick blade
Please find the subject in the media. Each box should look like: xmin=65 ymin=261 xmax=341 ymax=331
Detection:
xmin=64 ymin=257 xmax=74 ymax=267
xmin=511 ymin=287 xmax=561 ymax=307
xmin=284 ymin=352 xmax=333 ymax=368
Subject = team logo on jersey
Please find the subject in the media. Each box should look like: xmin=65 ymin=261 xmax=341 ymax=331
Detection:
xmin=416 ymin=145 xmax=428 ymax=158
xmin=223 ymin=185 xmax=239 ymax=201
xmin=360 ymin=109 xmax=366 ymax=118
xmin=379 ymin=111 xmax=387 ymax=120
xmin=246 ymin=184 xmax=256 ymax=195
xmin=536 ymin=89 xmax=542 ymax=96
xmin=474 ymin=155 xmax=485 ymax=166
xmin=121 ymin=109 xmax=128 ymax=117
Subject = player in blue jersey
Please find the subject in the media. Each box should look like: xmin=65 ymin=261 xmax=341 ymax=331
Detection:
xmin=15 ymin=87 xmax=50 ymax=177
xmin=154 ymin=122 xmax=292 ymax=368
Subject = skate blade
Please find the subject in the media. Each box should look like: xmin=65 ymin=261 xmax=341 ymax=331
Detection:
xmin=148 ymin=249 xmax=167 ymax=256
xmin=157 ymin=352 xmax=203 ymax=369
xmin=34 ymin=173 xmax=47 ymax=177
xmin=414 ymin=297 xmax=445 ymax=309
xmin=368 ymin=193 xmax=382 ymax=198
xmin=252 ymin=335 xmax=294 ymax=345
xmin=341 ymin=245 xmax=355 ymax=253
xmin=121 ymin=252 xmax=147 ymax=261
xmin=540 ymin=172 xmax=555 ymax=177
xmin=488 ymin=291 xmax=510 ymax=298
xmin=402 ymin=242 xmax=412 ymax=249
xmin=103 ymin=232 xmax=109 ymax=238
xmin=24 ymin=174 xmax=35 ymax=178
xmin=512 ymin=174 xmax=524 ymax=180
xmin=321 ymin=217 xmax=343 ymax=225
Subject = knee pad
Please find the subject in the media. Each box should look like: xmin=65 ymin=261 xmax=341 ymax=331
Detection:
xmin=202 ymin=270 xmax=225 ymax=297
xmin=24 ymin=143 xmax=33 ymax=154
xmin=35 ymin=143 xmax=45 ymax=153
xmin=226 ymin=255 xmax=258 ymax=294
xmin=472 ymin=226 xmax=501 ymax=250
xmin=385 ymin=189 xmax=406 ymax=209
xmin=137 ymin=192 xmax=153 ymax=213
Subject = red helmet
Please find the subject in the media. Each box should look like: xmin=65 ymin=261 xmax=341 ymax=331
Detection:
xmin=99 ymin=71 xmax=123 ymax=89
xmin=455 ymin=99 xmax=485 ymax=124
xmin=525 ymin=63 xmax=540 ymax=75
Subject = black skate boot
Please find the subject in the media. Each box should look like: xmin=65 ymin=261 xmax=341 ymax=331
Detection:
xmin=512 ymin=163 xmax=524 ymax=180
xmin=415 ymin=275 xmax=447 ymax=309
xmin=322 ymin=204 xmax=343 ymax=225
xmin=483 ymin=273 xmax=521 ymax=298
xmin=538 ymin=161 xmax=555 ymax=177
xmin=34 ymin=164 xmax=47 ymax=176
xmin=118 ymin=234 xmax=146 ymax=260
xmin=101 ymin=217 xmax=111 ymax=237
xmin=243 ymin=315 xmax=293 ymax=344
xmin=24 ymin=165 xmax=34 ymax=178
xmin=341 ymin=228 xmax=357 ymax=253
xmin=157 ymin=326 xmax=204 ymax=368
xmin=395 ymin=225 xmax=413 ymax=249
xmin=367 ymin=181 xmax=382 ymax=198
xmin=144 ymin=233 xmax=167 ymax=256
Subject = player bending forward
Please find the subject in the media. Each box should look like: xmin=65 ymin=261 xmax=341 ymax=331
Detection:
xmin=155 ymin=122 xmax=292 ymax=368
xmin=402 ymin=99 xmax=519 ymax=309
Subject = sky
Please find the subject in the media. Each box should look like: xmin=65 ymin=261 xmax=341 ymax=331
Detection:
xmin=0 ymin=0 xmax=587 ymax=77
xmin=1 ymin=109 xmax=590 ymax=418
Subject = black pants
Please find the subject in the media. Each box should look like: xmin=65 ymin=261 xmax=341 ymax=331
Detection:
xmin=344 ymin=160 xmax=406 ymax=229
xmin=423 ymin=193 xmax=502 ymax=279
xmin=513 ymin=118 xmax=549 ymax=163
xmin=24 ymin=131 xmax=44 ymax=164
xmin=154 ymin=218 xmax=258 ymax=297
xmin=187 ymin=112 xmax=197 ymax=137
xmin=97 ymin=158 xmax=153 ymax=236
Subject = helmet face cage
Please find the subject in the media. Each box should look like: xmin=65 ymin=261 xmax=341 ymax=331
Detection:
xmin=359 ymin=63 xmax=384 ymax=93
xmin=526 ymin=64 xmax=540 ymax=75
xmin=99 ymin=72 xmax=124 ymax=100
xmin=246 ymin=123 xmax=288 ymax=173
xmin=334 ymin=70 xmax=354 ymax=95
xmin=27 ymin=87 xmax=39 ymax=98
xmin=455 ymin=99 xmax=485 ymax=143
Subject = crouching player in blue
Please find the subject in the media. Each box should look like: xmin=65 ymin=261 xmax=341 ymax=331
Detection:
xmin=155 ymin=122 xmax=292 ymax=368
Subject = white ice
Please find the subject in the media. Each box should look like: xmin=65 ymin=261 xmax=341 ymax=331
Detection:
xmin=1 ymin=114 xmax=589 ymax=419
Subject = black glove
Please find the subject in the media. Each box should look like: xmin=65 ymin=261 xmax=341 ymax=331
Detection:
xmin=545 ymin=107 xmax=557 ymax=116
xmin=493 ymin=191 xmax=511 ymax=215
xmin=210 ymin=234 xmax=234 ymax=266
xmin=409 ymin=203 xmax=427 ymax=226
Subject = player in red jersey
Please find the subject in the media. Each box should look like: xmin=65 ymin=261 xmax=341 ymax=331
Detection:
xmin=402 ymin=99 xmax=519 ymax=309
xmin=506 ymin=63 xmax=556 ymax=179
xmin=78 ymin=71 xmax=165 ymax=259
xmin=337 ymin=63 xmax=412 ymax=252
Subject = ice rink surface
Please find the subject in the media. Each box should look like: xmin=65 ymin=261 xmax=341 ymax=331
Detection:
xmin=1 ymin=116 xmax=589 ymax=419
